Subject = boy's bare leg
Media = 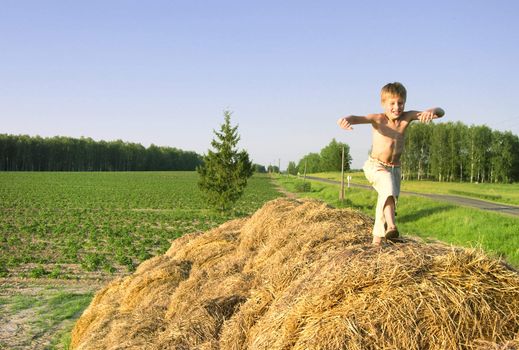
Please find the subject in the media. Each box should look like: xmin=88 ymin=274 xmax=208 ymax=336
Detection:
xmin=383 ymin=196 xmax=396 ymax=228
xmin=383 ymin=196 xmax=400 ymax=241
xmin=371 ymin=197 xmax=396 ymax=245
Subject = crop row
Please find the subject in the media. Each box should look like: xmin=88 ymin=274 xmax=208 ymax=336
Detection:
xmin=0 ymin=172 xmax=281 ymax=277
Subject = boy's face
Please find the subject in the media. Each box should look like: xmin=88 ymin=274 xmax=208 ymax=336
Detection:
xmin=382 ymin=95 xmax=405 ymax=120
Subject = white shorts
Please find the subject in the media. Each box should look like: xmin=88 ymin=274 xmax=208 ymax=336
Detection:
xmin=363 ymin=158 xmax=401 ymax=237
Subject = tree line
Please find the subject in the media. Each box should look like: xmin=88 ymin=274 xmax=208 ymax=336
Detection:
xmin=0 ymin=134 xmax=203 ymax=171
xmin=287 ymin=139 xmax=352 ymax=175
xmin=401 ymin=122 xmax=519 ymax=183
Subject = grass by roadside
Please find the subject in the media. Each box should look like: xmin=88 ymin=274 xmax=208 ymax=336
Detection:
xmin=311 ymin=171 xmax=519 ymax=206
xmin=275 ymin=174 xmax=519 ymax=267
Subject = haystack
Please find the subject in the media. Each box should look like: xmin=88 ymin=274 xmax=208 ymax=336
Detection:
xmin=71 ymin=198 xmax=519 ymax=350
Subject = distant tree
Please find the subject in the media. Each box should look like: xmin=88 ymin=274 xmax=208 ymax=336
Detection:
xmin=319 ymin=138 xmax=352 ymax=172
xmin=448 ymin=122 xmax=468 ymax=182
xmin=297 ymin=153 xmax=321 ymax=174
xmin=197 ymin=111 xmax=254 ymax=211
xmin=287 ymin=161 xmax=298 ymax=175
xmin=430 ymin=123 xmax=450 ymax=182
xmin=512 ymin=134 xmax=519 ymax=182
xmin=402 ymin=123 xmax=432 ymax=180
xmin=253 ymin=164 xmax=267 ymax=173
xmin=490 ymin=130 xmax=517 ymax=183
xmin=267 ymin=165 xmax=280 ymax=173
xmin=468 ymin=125 xmax=492 ymax=182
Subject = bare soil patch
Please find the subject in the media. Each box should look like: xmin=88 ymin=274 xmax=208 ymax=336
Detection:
xmin=272 ymin=180 xmax=297 ymax=199
xmin=0 ymin=277 xmax=108 ymax=350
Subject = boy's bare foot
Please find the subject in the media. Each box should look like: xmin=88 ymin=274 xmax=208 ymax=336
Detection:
xmin=372 ymin=236 xmax=386 ymax=245
xmin=385 ymin=226 xmax=399 ymax=240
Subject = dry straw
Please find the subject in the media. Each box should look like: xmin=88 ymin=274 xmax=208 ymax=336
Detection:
xmin=71 ymin=198 xmax=519 ymax=349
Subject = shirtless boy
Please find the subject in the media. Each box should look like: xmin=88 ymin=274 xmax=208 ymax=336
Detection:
xmin=337 ymin=82 xmax=445 ymax=245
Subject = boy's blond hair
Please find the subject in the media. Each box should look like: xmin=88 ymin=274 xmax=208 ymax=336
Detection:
xmin=381 ymin=82 xmax=407 ymax=102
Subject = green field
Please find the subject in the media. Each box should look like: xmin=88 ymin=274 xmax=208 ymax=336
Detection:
xmin=275 ymin=174 xmax=519 ymax=267
xmin=0 ymin=172 xmax=281 ymax=278
xmin=311 ymin=171 xmax=519 ymax=206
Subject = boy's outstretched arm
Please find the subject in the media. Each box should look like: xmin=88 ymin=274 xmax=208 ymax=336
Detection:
xmin=411 ymin=107 xmax=445 ymax=123
xmin=337 ymin=114 xmax=375 ymax=130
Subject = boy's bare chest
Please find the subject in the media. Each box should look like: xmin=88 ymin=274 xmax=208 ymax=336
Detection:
xmin=371 ymin=123 xmax=407 ymax=160
xmin=373 ymin=121 xmax=407 ymax=141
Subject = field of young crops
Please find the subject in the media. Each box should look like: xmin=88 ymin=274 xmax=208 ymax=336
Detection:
xmin=0 ymin=172 xmax=282 ymax=279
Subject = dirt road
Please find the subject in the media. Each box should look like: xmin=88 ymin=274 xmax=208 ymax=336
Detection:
xmin=304 ymin=176 xmax=519 ymax=217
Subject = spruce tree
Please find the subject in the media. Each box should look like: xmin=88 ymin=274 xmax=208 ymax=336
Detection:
xmin=197 ymin=111 xmax=254 ymax=211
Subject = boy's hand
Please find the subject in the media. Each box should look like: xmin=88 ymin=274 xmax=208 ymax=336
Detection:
xmin=417 ymin=109 xmax=435 ymax=123
xmin=337 ymin=117 xmax=353 ymax=130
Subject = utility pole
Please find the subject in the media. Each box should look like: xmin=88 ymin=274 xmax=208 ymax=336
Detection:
xmin=303 ymin=160 xmax=307 ymax=186
xmin=340 ymin=146 xmax=345 ymax=201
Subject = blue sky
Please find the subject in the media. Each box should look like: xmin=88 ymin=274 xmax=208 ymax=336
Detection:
xmin=1 ymin=0 xmax=518 ymax=169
